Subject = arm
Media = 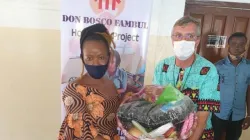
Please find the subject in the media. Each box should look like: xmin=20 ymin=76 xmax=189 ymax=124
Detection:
xmin=117 ymin=70 xmax=128 ymax=94
xmin=247 ymin=85 xmax=250 ymax=117
xmin=189 ymin=66 xmax=220 ymax=140
xmin=188 ymin=112 xmax=210 ymax=140
xmin=242 ymin=82 xmax=250 ymax=130
xmin=153 ymin=60 xmax=165 ymax=85
xmin=58 ymin=84 xmax=74 ymax=139
xmin=58 ymin=83 xmax=87 ymax=139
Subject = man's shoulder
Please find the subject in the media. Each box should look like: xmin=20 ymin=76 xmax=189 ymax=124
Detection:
xmin=244 ymin=58 xmax=250 ymax=65
xmin=154 ymin=56 xmax=174 ymax=74
xmin=215 ymin=58 xmax=226 ymax=67
xmin=156 ymin=56 xmax=175 ymax=66
xmin=195 ymin=55 xmax=219 ymax=76
xmin=196 ymin=55 xmax=217 ymax=69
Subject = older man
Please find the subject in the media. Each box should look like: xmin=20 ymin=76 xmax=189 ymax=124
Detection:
xmin=153 ymin=16 xmax=220 ymax=140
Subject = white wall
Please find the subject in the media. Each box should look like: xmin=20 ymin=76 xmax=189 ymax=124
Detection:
xmin=149 ymin=0 xmax=186 ymax=36
xmin=0 ymin=1 xmax=61 ymax=140
xmin=0 ymin=0 xmax=60 ymax=29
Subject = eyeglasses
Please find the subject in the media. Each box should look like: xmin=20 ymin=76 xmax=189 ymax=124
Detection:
xmin=172 ymin=33 xmax=199 ymax=41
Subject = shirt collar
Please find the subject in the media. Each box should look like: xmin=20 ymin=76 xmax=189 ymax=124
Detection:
xmin=225 ymin=56 xmax=246 ymax=64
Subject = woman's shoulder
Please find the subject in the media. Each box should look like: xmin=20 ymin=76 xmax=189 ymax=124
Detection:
xmin=63 ymin=82 xmax=86 ymax=96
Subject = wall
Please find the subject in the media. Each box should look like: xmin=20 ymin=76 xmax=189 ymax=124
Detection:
xmin=0 ymin=1 xmax=61 ymax=140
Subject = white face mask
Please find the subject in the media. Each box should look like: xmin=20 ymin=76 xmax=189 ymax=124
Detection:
xmin=173 ymin=41 xmax=195 ymax=60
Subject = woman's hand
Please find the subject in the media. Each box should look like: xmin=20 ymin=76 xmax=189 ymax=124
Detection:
xmin=145 ymin=85 xmax=164 ymax=96
xmin=144 ymin=85 xmax=164 ymax=102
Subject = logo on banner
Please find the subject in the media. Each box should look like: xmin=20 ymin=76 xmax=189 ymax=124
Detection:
xmin=90 ymin=0 xmax=125 ymax=16
xmin=90 ymin=0 xmax=125 ymax=31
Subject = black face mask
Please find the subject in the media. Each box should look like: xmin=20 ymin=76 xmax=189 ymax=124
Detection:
xmin=84 ymin=63 xmax=109 ymax=79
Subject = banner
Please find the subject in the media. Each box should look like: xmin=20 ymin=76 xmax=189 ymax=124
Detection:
xmin=60 ymin=0 xmax=153 ymax=138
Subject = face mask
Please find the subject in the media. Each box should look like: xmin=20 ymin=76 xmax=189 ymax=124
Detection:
xmin=229 ymin=52 xmax=245 ymax=61
xmin=173 ymin=41 xmax=195 ymax=60
xmin=84 ymin=63 xmax=109 ymax=79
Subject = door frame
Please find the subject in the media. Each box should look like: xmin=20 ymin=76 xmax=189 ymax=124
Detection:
xmin=186 ymin=0 xmax=250 ymax=9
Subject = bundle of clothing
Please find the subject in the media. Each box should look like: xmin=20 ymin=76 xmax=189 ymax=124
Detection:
xmin=117 ymin=84 xmax=195 ymax=140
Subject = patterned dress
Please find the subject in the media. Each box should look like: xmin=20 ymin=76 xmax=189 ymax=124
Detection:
xmin=153 ymin=54 xmax=220 ymax=140
xmin=58 ymin=83 xmax=121 ymax=140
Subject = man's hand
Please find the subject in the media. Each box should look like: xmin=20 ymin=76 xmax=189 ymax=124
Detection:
xmin=187 ymin=111 xmax=209 ymax=140
xmin=245 ymin=85 xmax=250 ymax=130
xmin=242 ymin=117 xmax=250 ymax=130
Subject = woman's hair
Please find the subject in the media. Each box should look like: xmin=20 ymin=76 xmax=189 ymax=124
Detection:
xmin=113 ymin=50 xmax=121 ymax=67
xmin=80 ymin=24 xmax=116 ymax=58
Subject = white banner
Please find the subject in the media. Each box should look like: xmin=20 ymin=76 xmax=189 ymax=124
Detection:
xmin=61 ymin=0 xmax=153 ymax=138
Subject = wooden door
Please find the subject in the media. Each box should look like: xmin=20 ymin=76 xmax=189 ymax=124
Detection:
xmin=185 ymin=0 xmax=250 ymax=63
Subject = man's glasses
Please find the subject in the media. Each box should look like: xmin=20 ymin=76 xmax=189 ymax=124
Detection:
xmin=172 ymin=33 xmax=199 ymax=41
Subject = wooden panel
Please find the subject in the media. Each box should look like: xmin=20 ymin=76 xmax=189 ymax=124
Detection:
xmin=211 ymin=15 xmax=227 ymax=35
xmin=190 ymin=13 xmax=204 ymax=30
xmin=246 ymin=19 xmax=250 ymax=59
xmin=185 ymin=2 xmax=250 ymax=63
xmin=189 ymin=14 xmax=204 ymax=54
xmin=186 ymin=0 xmax=250 ymax=9
xmin=233 ymin=17 xmax=249 ymax=33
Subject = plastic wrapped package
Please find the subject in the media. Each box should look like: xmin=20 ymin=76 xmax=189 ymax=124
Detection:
xmin=117 ymin=96 xmax=195 ymax=130
xmin=117 ymin=84 xmax=196 ymax=140
xmin=156 ymin=84 xmax=184 ymax=104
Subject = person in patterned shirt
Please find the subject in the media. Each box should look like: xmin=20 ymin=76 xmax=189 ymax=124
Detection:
xmin=152 ymin=16 xmax=220 ymax=140
xmin=58 ymin=24 xmax=121 ymax=140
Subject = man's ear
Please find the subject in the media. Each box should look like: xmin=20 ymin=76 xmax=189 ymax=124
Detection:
xmin=195 ymin=37 xmax=201 ymax=48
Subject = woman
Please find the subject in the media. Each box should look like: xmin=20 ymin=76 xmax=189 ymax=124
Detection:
xmin=58 ymin=24 xmax=120 ymax=140
xmin=107 ymin=50 xmax=128 ymax=95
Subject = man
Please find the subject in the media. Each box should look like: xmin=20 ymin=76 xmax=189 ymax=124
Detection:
xmin=106 ymin=50 xmax=128 ymax=95
xmin=212 ymin=32 xmax=250 ymax=140
xmin=153 ymin=16 xmax=220 ymax=140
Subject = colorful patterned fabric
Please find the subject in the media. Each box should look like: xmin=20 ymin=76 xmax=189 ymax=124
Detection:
xmin=58 ymin=83 xmax=120 ymax=140
xmin=153 ymin=54 xmax=220 ymax=140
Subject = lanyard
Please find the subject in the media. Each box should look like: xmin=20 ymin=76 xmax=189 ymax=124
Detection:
xmin=174 ymin=64 xmax=192 ymax=91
